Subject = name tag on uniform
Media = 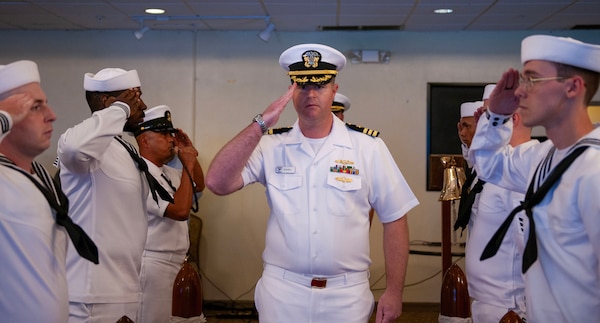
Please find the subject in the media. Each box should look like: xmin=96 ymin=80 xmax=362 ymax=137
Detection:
xmin=275 ymin=166 xmax=296 ymax=174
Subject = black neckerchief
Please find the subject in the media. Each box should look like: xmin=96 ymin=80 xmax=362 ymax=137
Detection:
xmin=0 ymin=156 xmax=99 ymax=264
xmin=481 ymin=139 xmax=599 ymax=273
xmin=114 ymin=136 xmax=174 ymax=204
xmin=454 ymin=167 xmax=486 ymax=233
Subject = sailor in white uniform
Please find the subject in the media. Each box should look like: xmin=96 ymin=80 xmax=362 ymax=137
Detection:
xmin=0 ymin=60 xmax=97 ymax=322
xmin=58 ymin=67 xmax=149 ymax=322
xmin=470 ymin=35 xmax=600 ymax=322
xmin=460 ymin=86 xmax=535 ymax=323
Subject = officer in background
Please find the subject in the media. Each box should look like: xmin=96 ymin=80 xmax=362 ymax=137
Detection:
xmin=331 ymin=92 xmax=350 ymax=121
xmin=134 ymin=105 xmax=205 ymax=323
xmin=206 ymin=43 xmax=418 ymax=323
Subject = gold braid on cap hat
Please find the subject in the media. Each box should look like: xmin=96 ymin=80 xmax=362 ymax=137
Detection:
xmin=288 ymin=70 xmax=338 ymax=84
xmin=290 ymin=74 xmax=335 ymax=84
xmin=331 ymin=101 xmax=345 ymax=112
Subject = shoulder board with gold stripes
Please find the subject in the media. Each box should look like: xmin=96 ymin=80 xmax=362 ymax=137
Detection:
xmin=345 ymin=123 xmax=380 ymax=137
xmin=267 ymin=127 xmax=293 ymax=135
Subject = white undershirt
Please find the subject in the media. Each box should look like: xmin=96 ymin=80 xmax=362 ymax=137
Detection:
xmin=305 ymin=136 xmax=327 ymax=155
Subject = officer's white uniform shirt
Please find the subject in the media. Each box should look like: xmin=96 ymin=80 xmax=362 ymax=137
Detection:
xmin=470 ymin=111 xmax=600 ymax=322
xmin=142 ymin=157 xmax=189 ymax=255
xmin=58 ymin=105 xmax=149 ymax=304
xmin=138 ymin=157 xmax=189 ymax=323
xmin=242 ymin=115 xmax=419 ymax=275
xmin=0 ymin=165 xmax=69 ymax=322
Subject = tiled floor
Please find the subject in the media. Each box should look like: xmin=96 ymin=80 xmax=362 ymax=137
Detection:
xmin=203 ymin=302 xmax=440 ymax=323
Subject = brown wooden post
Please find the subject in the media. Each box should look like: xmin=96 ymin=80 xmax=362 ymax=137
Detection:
xmin=441 ymin=200 xmax=452 ymax=275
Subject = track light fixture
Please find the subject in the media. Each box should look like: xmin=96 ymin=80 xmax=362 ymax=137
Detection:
xmin=134 ymin=26 xmax=149 ymax=40
xmin=130 ymin=15 xmax=273 ymax=41
xmin=258 ymin=22 xmax=275 ymax=42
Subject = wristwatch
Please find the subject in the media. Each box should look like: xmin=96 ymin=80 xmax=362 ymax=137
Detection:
xmin=253 ymin=114 xmax=268 ymax=134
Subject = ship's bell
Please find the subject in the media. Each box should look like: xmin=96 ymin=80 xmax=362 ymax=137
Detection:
xmin=439 ymin=156 xmax=464 ymax=201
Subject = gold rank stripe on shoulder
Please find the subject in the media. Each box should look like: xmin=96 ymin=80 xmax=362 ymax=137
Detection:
xmin=267 ymin=127 xmax=293 ymax=135
xmin=346 ymin=123 xmax=380 ymax=137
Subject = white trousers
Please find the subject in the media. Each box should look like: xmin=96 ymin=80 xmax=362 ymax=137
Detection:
xmin=471 ymin=299 xmax=526 ymax=323
xmin=138 ymin=252 xmax=186 ymax=323
xmin=255 ymin=264 xmax=374 ymax=323
xmin=69 ymin=302 xmax=138 ymax=323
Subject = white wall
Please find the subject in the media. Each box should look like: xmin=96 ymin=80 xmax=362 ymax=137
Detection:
xmin=1 ymin=29 xmax=599 ymax=303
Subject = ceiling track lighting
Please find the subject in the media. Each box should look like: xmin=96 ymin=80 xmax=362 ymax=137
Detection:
xmin=131 ymin=15 xmax=270 ymax=25
xmin=134 ymin=25 xmax=149 ymax=40
xmin=130 ymin=15 xmax=273 ymax=41
xmin=258 ymin=19 xmax=276 ymax=42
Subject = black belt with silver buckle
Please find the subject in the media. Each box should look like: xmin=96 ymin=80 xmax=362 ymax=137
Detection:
xmin=310 ymin=278 xmax=327 ymax=288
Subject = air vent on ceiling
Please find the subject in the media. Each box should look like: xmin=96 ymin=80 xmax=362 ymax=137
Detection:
xmin=319 ymin=25 xmax=404 ymax=31
xmin=571 ymin=25 xmax=600 ymax=30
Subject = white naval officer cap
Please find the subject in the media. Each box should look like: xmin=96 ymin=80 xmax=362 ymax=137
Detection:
xmin=84 ymin=67 xmax=141 ymax=92
xmin=279 ymin=43 xmax=346 ymax=85
xmin=134 ymin=104 xmax=177 ymax=137
xmin=331 ymin=93 xmax=351 ymax=113
xmin=0 ymin=60 xmax=40 ymax=95
xmin=482 ymin=84 xmax=496 ymax=101
xmin=521 ymin=35 xmax=600 ymax=73
xmin=460 ymin=101 xmax=483 ymax=118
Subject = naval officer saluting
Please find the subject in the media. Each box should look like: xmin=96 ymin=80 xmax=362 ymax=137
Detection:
xmin=206 ymin=43 xmax=418 ymax=323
